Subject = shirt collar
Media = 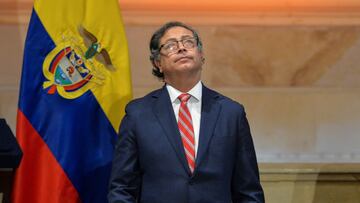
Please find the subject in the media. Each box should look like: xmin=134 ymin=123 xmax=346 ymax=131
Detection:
xmin=166 ymin=81 xmax=202 ymax=103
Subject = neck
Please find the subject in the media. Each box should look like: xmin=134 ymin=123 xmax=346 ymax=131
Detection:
xmin=164 ymin=72 xmax=201 ymax=92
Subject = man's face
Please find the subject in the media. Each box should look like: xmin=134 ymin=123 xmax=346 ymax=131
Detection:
xmin=156 ymin=26 xmax=203 ymax=80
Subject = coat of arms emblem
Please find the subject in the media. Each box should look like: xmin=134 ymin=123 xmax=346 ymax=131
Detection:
xmin=42 ymin=27 xmax=115 ymax=99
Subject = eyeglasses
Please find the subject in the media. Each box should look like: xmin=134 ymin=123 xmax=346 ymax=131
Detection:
xmin=159 ymin=37 xmax=197 ymax=55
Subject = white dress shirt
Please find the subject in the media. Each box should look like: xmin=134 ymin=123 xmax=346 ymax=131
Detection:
xmin=166 ymin=81 xmax=202 ymax=157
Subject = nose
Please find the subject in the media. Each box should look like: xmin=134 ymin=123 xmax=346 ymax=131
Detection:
xmin=177 ymin=41 xmax=187 ymax=53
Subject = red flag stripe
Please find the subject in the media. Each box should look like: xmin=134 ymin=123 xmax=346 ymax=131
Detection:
xmin=12 ymin=110 xmax=80 ymax=203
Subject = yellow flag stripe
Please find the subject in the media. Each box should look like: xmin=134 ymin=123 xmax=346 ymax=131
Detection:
xmin=34 ymin=0 xmax=132 ymax=132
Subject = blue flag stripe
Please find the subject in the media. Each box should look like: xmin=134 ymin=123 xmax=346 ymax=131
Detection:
xmin=19 ymin=10 xmax=117 ymax=203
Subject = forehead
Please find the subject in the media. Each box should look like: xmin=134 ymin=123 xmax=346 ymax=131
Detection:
xmin=160 ymin=26 xmax=194 ymax=43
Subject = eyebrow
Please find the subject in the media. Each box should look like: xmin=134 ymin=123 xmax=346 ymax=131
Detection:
xmin=163 ymin=35 xmax=194 ymax=43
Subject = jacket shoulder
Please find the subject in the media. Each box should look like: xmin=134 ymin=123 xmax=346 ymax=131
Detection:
xmin=124 ymin=88 xmax=162 ymax=114
xmin=208 ymin=87 xmax=245 ymax=113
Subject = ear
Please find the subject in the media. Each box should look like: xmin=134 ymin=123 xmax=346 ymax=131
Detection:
xmin=154 ymin=59 xmax=163 ymax=72
xmin=200 ymin=52 xmax=205 ymax=64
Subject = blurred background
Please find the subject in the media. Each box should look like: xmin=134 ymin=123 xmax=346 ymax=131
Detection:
xmin=1 ymin=0 xmax=360 ymax=202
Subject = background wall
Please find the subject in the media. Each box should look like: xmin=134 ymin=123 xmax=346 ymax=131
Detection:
xmin=1 ymin=0 xmax=360 ymax=163
xmin=1 ymin=1 xmax=360 ymax=202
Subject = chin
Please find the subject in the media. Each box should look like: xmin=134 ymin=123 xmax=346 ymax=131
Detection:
xmin=178 ymin=66 xmax=196 ymax=72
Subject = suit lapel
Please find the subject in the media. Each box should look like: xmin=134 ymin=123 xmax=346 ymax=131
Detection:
xmin=153 ymin=86 xmax=191 ymax=174
xmin=195 ymin=85 xmax=221 ymax=170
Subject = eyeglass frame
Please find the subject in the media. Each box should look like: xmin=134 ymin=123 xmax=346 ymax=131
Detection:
xmin=158 ymin=37 xmax=199 ymax=56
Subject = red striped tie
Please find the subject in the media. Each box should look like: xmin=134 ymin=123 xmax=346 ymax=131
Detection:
xmin=178 ymin=93 xmax=195 ymax=173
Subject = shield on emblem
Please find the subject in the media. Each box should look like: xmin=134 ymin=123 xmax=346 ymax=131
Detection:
xmin=49 ymin=47 xmax=92 ymax=92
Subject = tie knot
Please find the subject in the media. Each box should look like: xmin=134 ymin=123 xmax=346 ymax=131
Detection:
xmin=178 ymin=93 xmax=191 ymax=103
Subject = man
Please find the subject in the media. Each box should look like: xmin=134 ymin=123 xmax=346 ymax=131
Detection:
xmin=108 ymin=21 xmax=265 ymax=203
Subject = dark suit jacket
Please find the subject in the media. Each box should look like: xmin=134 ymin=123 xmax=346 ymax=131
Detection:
xmin=0 ymin=118 xmax=23 ymax=168
xmin=108 ymin=85 xmax=264 ymax=203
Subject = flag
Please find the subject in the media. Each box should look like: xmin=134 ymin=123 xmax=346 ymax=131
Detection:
xmin=12 ymin=0 xmax=132 ymax=202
